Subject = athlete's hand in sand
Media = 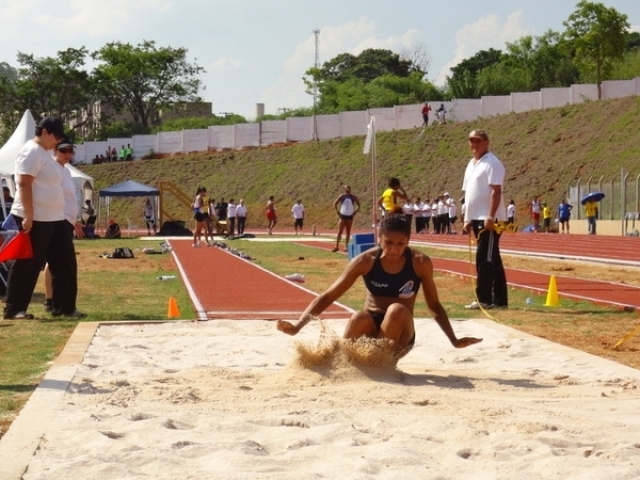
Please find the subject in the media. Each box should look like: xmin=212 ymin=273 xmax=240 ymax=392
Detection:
xmin=276 ymin=320 xmax=300 ymax=336
xmin=452 ymin=337 xmax=483 ymax=348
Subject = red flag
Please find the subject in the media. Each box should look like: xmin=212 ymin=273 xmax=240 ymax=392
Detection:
xmin=0 ymin=231 xmax=33 ymax=262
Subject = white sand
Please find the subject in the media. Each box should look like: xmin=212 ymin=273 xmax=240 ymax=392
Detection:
xmin=19 ymin=319 xmax=640 ymax=480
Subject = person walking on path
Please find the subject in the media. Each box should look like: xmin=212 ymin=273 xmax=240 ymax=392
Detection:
xmin=557 ymin=199 xmax=573 ymax=234
xmin=43 ymin=136 xmax=85 ymax=317
xmin=277 ymin=213 xmax=482 ymax=359
xmin=266 ymin=195 xmax=277 ymax=235
xmin=333 ymin=185 xmax=360 ymax=252
xmin=462 ymin=128 xmax=508 ymax=310
xmin=585 ymin=200 xmax=598 ymax=235
xmin=291 ymin=199 xmax=305 ymax=235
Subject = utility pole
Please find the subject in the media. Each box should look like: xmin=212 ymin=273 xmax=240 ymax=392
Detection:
xmin=312 ymin=29 xmax=320 ymax=141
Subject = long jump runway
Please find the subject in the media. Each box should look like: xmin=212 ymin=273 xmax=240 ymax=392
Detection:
xmin=170 ymin=240 xmax=353 ymax=321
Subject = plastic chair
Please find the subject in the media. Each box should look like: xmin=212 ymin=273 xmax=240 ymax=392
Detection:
xmin=125 ymin=217 xmax=139 ymax=236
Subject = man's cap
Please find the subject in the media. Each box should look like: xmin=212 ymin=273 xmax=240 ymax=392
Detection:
xmin=56 ymin=135 xmax=75 ymax=150
xmin=444 ymin=192 xmax=450 ymax=196
xmin=468 ymin=129 xmax=489 ymax=141
xmin=37 ymin=117 xmax=66 ymax=138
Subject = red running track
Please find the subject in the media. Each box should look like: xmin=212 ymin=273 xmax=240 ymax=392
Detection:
xmin=170 ymin=240 xmax=353 ymax=320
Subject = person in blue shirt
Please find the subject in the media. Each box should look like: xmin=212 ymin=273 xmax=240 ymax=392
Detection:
xmin=557 ymin=199 xmax=573 ymax=234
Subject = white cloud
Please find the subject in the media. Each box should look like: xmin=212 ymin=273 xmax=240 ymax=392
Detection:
xmin=631 ymin=24 xmax=640 ymax=33
xmin=208 ymin=56 xmax=250 ymax=73
xmin=435 ymin=10 xmax=536 ymax=85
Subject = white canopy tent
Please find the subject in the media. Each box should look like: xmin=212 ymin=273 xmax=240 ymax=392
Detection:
xmin=0 ymin=110 xmax=95 ymax=219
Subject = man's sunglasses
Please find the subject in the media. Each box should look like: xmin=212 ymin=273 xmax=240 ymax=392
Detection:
xmin=57 ymin=148 xmax=74 ymax=154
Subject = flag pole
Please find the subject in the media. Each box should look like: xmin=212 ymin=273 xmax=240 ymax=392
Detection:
xmin=363 ymin=116 xmax=377 ymax=244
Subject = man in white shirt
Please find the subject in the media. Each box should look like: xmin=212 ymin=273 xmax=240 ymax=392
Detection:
xmin=291 ymin=199 xmax=305 ymax=235
xmin=236 ymin=199 xmax=248 ymax=236
xmin=226 ymin=198 xmax=237 ymax=237
xmin=462 ymin=129 xmax=508 ymax=310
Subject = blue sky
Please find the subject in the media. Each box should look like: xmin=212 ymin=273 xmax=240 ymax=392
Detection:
xmin=0 ymin=0 xmax=638 ymax=119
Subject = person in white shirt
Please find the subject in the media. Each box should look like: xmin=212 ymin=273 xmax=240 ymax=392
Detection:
xmin=143 ymin=197 xmax=157 ymax=235
xmin=43 ymin=137 xmax=86 ymax=316
xmin=333 ymin=185 xmax=360 ymax=252
xmin=448 ymin=199 xmax=458 ymax=234
xmin=402 ymin=198 xmax=415 ymax=230
xmin=462 ymin=129 xmax=508 ymax=310
xmin=413 ymin=197 xmax=425 ymax=234
xmin=227 ymin=199 xmax=238 ymax=237
xmin=236 ymin=199 xmax=248 ymax=235
xmin=3 ymin=118 xmax=78 ymax=320
xmin=291 ymin=199 xmax=305 ymax=235
xmin=507 ymin=199 xmax=516 ymax=224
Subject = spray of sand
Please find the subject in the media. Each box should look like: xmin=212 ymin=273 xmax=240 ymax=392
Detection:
xmin=291 ymin=317 xmax=402 ymax=379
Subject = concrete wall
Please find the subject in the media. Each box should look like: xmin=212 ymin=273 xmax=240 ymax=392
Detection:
xmin=73 ymin=77 xmax=640 ymax=164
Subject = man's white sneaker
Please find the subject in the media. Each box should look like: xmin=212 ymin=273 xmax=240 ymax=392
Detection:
xmin=464 ymin=301 xmax=494 ymax=310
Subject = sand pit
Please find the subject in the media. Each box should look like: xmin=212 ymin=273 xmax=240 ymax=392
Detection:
xmin=9 ymin=319 xmax=640 ymax=479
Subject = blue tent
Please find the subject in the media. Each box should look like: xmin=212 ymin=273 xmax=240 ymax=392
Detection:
xmin=99 ymin=180 xmax=159 ymax=197
xmin=98 ymin=180 xmax=160 ymax=234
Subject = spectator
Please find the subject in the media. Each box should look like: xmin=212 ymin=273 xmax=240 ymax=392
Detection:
xmin=277 ymin=213 xmax=482 ymax=358
xmin=1 ymin=186 xmax=14 ymax=220
xmin=106 ymin=219 xmax=121 ymax=239
xmin=215 ymin=197 xmax=228 ymax=221
xmin=585 ymin=200 xmax=598 ymax=235
xmin=529 ymin=195 xmax=542 ymax=232
xmin=291 ymin=199 xmax=305 ymax=235
xmin=402 ymin=198 xmax=415 ymax=229
xmin=227 ymin=198 xmax=237 ymax=237
xmin=118 ymin=145 xmax=126 ymax=161
xmin=333 ymin=185 xmax=360 ymax=252
xmin=436 ymin=104 xmax=446 ymax=124
xmin=3 ymin=116 xmax=74 ymax=320
xmin=421 ymin=197 xmax=432 ymax=234
xmin=143 ymin=198 xmax=157 ymax=235
xmin=125 ymin=143 xmax=133 ymax=161
xmin=110 ymin=146 xmax=117 ymax=162
xmin=266 ymin=195 xmax=277 ymax=235
xmin=542 ymin=202 xmax=552 ymax=233
xmin=557 ymin=199 xmax=573 ymax=234
xmin=448 ymin=198 xmax=458 ymax=234
xmin=236 ymin=199 xmax=248 ymax=236
xmin=378 ymin=177 xmax=408 ymax=217
xmin=43 ymin=136 xmax=85 ymax=317
xmin=462 ymin=129 xmax=508 ymax=310
xmin=421 ymin=103 xmax=431 ymax=127
xmin=83 ymin=199 xmax=96 ymax=226
xmin=414 ymin=197 xmax=426 ymax=234
xmin=507 ymin=199 xmax=515 ymax=224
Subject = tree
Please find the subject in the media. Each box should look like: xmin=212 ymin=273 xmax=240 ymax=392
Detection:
xmin=562 ymin=1 xmax=630 ymax=98
xmin=449 ymin=48 xmax=503 ymax=83
xmin=92 ymin=40 xmax=205 ymax=128
xmin=12 ymin=47 xmax=94 ymax=121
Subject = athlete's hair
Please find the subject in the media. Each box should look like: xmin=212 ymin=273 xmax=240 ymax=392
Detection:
xmin=380 ymin=213 xmax=411 ymax=237
xmin=387 ymin=177 xmax=401 ymax=189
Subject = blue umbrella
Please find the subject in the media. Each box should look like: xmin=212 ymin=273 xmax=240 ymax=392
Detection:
xmin=581 ymin=191 xmax=605 ymax=205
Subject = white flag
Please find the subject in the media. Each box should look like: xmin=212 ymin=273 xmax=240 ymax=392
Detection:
xmin=363 ymin=117 xmax=375 ymax=154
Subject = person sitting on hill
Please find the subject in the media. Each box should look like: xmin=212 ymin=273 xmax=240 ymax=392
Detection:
xmin=106 ymin=219 xmax=121 ymax=239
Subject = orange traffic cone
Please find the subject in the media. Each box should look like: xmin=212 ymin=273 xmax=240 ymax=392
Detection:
xmin=544 ymin=275 xmax=560 ymax=307
xmin=167 ymin=297 xmax=180 ymax=318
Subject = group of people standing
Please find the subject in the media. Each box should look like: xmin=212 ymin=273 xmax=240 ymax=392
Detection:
xmin=3 ymin=117 xmax=85 ymax=320
xmin=191 ymin=188 xmax=248 ymax=246
xmin=527 ymin=196 xmax=577 ymax=234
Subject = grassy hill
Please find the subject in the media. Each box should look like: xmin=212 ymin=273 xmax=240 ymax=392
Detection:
xmin=79 ymin=95 xmax=640 ymax=230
